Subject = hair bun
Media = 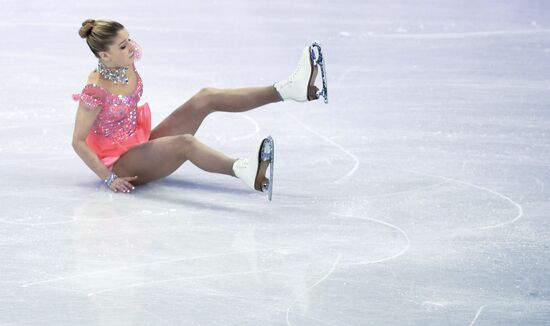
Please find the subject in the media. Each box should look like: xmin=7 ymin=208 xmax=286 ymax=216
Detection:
xmin=79 ymin=19 xmax=95 ymax=39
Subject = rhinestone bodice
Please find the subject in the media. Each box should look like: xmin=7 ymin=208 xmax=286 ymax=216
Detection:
xmin=72 ymin=65 xmax=143 ymax=143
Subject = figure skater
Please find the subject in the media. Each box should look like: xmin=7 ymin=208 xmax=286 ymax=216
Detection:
xmin=72 ymin=19 xmax=328 ymax=200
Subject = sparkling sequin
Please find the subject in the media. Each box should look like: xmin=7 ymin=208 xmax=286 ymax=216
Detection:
xmin=72 ymin=64 xmax=144 ymax=144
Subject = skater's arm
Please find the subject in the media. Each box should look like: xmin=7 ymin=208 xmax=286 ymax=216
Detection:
xmin=71 ymin=102 xmax=111 ymax=181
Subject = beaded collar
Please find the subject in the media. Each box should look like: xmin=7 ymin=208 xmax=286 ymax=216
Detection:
xmin=97 ymin=60 xmax=129 ymax=84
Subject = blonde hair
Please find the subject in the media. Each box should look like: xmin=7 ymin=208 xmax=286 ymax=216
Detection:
xmin=78 ymin=19 xmax=125 ymax=58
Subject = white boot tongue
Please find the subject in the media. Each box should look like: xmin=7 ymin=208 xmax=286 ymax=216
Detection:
xmin=233 ymin=158 xmax=257 ymax=190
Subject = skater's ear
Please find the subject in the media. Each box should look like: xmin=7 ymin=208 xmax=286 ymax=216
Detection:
xmin=98 ymin=50 xmax=111 ymax=62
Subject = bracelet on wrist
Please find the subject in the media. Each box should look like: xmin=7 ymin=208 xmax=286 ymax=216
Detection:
xmin=104 ymin=172 xmax=118 ymax=188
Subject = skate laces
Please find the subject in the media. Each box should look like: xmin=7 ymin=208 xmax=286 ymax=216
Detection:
xmin=279 ymin=50 xmax=307 ymax=89
xmin=234 ymin=158 xmax=250 ymax=170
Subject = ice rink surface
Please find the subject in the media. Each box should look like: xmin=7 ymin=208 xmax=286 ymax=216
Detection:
xmin=1 ymin=0 xmax=550 ymax=325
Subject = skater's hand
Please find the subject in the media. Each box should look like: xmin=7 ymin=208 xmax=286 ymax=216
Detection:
xmin=109 ymin=176 xmax=138 ymax=193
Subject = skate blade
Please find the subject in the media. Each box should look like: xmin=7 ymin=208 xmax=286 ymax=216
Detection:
xmin=255 ymin=136 xmax=274 ymax=201
xmin=267 ymin=137 xmax=274 ymax=201
xmin=311 ymin=41 xmax=328 ymax=104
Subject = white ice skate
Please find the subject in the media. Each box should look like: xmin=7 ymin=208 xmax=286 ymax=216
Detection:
xmin=233 ymin=136 xmax=275 ymax=201
xmin=274 ymin=41 xmax=328 ymax=104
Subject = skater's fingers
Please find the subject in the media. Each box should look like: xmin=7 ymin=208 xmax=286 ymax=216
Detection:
xmin=111 ymin=183 xmax=124 ymax=193
xmin=119 ymin=185 xmax=131 ymax=193
xmin=119 ymin=182 xmax=131 ymax=193
xmin=118 ymin=178 xmax=134 ymax=185
xmin=119 ymin=178 xmax=136 ymax=189
xmin=120 ymin=176 xmax=137 ymax=187
xmin=110 ymin=179 xmax=132 ymax=193
xmin=123 ymin=181 xmax=135 ymax=191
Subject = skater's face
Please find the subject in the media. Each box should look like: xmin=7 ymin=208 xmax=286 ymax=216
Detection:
xmin=98 ymin=29 xmax=137 ymax=67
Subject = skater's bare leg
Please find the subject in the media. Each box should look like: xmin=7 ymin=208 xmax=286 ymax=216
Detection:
xmin=113 ymin=134 xmax=236 ymax=185
xmin=150 ymin=86 xmax=281 ymax=139
xmin=207 ymin=86 xmax=282 ymax=112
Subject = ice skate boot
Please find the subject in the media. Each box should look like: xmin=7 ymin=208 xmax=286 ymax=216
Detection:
xmin=233 ymin=136 xmax=275 ymax=201
xmin=274 ymin=41 xmax=328 ymax=104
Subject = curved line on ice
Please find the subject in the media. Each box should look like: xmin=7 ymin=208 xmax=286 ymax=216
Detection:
xmin=229 ymin=113 xmax=260 ymax=141
xmin=331 ymin=213 xmax=411 ymax=266
xmin=406 ymin=170 xmax=523 ymax=230
xmin=287 ymin=113 xmax=359 ymax=183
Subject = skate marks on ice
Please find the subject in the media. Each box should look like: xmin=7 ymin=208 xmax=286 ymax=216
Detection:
xmin=330 ymin=213 xmax=411 ymax=267
xmin=286 ymin=113 xmax=359 ymax=184
xmin=421 ymin=302 xmax=488 ymax=326
xmin=286 ymin=254 xmax=342 ymax=326
xmin=228 ymin=113 xmax=260 ymax=142
xmin=288 ymin=112 xmax=523 ymax=230
xmin=285 ymin=107 xmax=523 ymax=322
xmin=402 ymin=169 xmax=524 ymax=230
xmin=87 ymin=269 xmax=270 ymax=297
xmin=200 ymin=112 xmax=260 ymax=143
xmin=469 ymin=305 xmax=487 ymax=326
xmin=21 ymin=246 xmax=294 ymax=289
xmin=235 ymin=112 xmax=406 ymax=325
xmin=284 ymin=214 xmax=410 ymax=325
xmin=281 ymin=114 xmax=518 ymax=324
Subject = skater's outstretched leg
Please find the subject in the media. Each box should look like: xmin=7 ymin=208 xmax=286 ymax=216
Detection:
xmin=150 ymin=41 xmax=328 ymax=140
xmin=150 ymin=86 xmax=280 ymax=139
xmin=207 ymin=86 xmax=282 ymax=113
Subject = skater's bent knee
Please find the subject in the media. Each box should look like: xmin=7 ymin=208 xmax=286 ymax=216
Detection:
xmin=198 ymin=87 xmax=217 ymax=96
xmin=192 ymin=87 xmax=218 ymax=113
xmin=177 ymin=134 xmax=197 ymax=156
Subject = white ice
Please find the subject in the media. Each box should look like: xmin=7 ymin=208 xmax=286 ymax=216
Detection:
xmin=1 ymin=0 xmax=550 ymax=325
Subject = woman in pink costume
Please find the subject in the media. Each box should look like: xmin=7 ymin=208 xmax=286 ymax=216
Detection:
xmin=72 ymin=19 xmax=328 ymax=200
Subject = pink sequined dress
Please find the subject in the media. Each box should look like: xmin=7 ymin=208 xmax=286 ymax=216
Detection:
xmin=72 ymin=64 xmax=151 ymax=170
